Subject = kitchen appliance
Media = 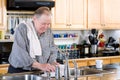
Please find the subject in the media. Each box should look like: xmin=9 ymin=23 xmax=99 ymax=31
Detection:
xmin=103 ymin=37 xmax=120 ymax=56
xmin=7 ymin=0 xmax=55 ymax=10
xmin=0 ymin=42 xmax=13 ymax=64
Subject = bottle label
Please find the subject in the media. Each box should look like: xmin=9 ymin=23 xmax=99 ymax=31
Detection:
xmin=85 ymin=48 xmax=89 ymax=54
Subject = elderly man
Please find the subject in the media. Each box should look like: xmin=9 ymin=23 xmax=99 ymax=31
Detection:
xmin=8 ymin=7 xmax=59 ymax=73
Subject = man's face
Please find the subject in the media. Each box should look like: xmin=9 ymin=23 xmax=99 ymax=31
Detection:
xmin=34 ymin=14 xmax=51 ymax=34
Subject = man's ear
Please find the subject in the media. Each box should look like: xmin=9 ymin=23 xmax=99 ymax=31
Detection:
xmin=32 ymin=16 xmax=36 ymax=21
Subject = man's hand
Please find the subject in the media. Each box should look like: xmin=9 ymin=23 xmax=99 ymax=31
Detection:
xmin=39 ymin=63 xmax=55 ymax=72
xmin=51 ymin=61 xmax=60 ymax=66
xmin=32 ymin=61 xmax=55 ymax=72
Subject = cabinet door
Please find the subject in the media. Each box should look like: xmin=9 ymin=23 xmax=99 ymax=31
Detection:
xmin=0 ymin=0 xmax=6 ymax=29
xmin=69 ymin=0 xmax=87 ymax=30
xmin=87 ymin=76 xmax=101 ymax=80
xmin=102 ymin=73 xmax=116 ymax=80
xmin=0 ymin=0 xmax=3 ymax=27
xmin=78 ymin=77 xmax=87 ymax=80
xmin=0 ymin=68 xmax=8 ymax=74
xmin=0 ymin=64 xmax=9 ymax=74
xmin=69 ymin=60 xmax=87 ymax=68
xmin=51 ymin=0 xmax=69 ymax=30
xmin=88 ymin=0 xmax=103 ymax=29
xmin=103 ymin=0 xmax=120 ymax=29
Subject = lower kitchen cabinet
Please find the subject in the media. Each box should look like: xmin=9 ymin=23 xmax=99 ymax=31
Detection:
xmin=111 ymin=58 xmax=120 ymax=63
xmin=101 ymin=73 xmax=117 ymax=80
xmin=78 ymin=77 xmax=87 ymax=80
xmin=0 ymin=64 xmax=9 ymax=74
xmin=0 ymin=68 xmax=8 ymax=74
xmin=87 ymin=76 xmax=101 ymax=80
xmin=69 ymin=60 xmax=87 ymax=68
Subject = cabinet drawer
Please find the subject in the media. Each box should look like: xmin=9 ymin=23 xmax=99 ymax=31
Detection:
xmin=77 ymin=60 xmax=87 ymax=68
xmin=87 ymin=76 xmax=101 ymax=80
xmin=88 ymin=59 xmax=110 ymax=66
xmin=77 ymin=77 xmax=87 ymax=80
xmin=0 ymin=68 xmax=8 ymax=74
xmin=111 ymin=58 xmax=120 ymax=63
xmin=102 ymin=73 xmax=117 ymax=80
xmin=102 ymin=59 xmax=110 ymax=64
xmin=88 ymin=60 xmax=95 ymax=66
xmin=69 ymin=60 xmax=87 ymax=68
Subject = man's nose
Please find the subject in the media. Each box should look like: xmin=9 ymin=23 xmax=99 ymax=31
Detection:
xmin=45 ymin=24 xmax=50 ymax=28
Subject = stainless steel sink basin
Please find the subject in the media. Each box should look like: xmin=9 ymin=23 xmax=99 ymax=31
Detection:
xmin=2 ymin=74 xmax=49 ymax=80
xmin=69 ymin=68 xmax=106 ymax=76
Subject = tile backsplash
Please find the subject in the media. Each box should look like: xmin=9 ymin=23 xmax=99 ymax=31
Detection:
xmin=53 ymin=30 xmax=120 ymax=45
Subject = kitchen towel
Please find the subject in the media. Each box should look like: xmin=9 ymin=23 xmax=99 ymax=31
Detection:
xmin=24 ymin=21 xmax=42 ymax=58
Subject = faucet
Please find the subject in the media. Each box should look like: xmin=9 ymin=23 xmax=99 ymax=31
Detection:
xmin=55 ymin=66 xmax=61 ymax=80
xmin=64 ymin=52 xmax=70 ymax=80
xmin=56 ymin=45 xmax=70 ymax=80
xmin=72 ymin=60 xmax=78 ymax=80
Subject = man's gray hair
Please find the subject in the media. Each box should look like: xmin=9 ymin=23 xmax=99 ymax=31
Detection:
xmin=34 ymin=7 xmax=51 ymax=18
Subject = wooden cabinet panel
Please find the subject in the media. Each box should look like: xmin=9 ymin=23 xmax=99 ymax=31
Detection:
xmin=87 ymin=76 xmax=101 ymax=80
xmin=88 ymin=59 xmax=110 ymax=66
xmin=69 ymin=60 xmax=87 ymax=68
xmin=69 ymin=0 xmax=87 ymax=30
xmin=52 ymin=0 xmax=87 ymax=30
xmin=0 ymin=0 xmax=3 ymax=27
xmin=102 ymin=73 xmax=117 ymax=80
xmin=103 ymin=0 xmax=120 ymax=29
xmin=77 ymin=60 xmax=88 ymax=68
xmin=88 ymin=0 xmax=103 ymax=29
xmin=88 ymin=0 xmax=120 ymax=29
xmin=111 ymin=58 xmax=120 ymax=63
xmin=0 ymin=68 xmax=8 ymax=74
xmin=88 ymin=60 xmax=95 ymax=66
xmin=0 ymin=0 xmax=2 ymax=25
xmin=102 ymin=59 xmax=110 ymax=64
xmin=0 ymin=64 xmax=9 ymax=74
xmin=69 ymin=62 xmax=74 ymax=68
xmin=78 ymin=77 xmax=87 ymax=80
xmin=52 ymin=0 xmax=120 ymax=30
xmin=51 ymin=0 xmax=69 ymax=30
xmin=0 ymin=0 xmax=6 ymax=29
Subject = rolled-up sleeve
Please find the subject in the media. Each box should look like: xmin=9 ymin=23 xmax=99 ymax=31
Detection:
xmin=9 ymin=24 xmax=34 ymax=70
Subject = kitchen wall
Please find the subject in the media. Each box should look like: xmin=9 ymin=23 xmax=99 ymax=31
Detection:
xmin=53 ymin=30 xmax=120 ymax=45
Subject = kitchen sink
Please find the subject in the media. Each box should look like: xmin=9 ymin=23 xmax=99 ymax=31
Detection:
xmin=1 ymin=74 xmax=49 ymax=80
xmin=69 ymin=68 xmax=107 ymax=76
xmin=1 ymin=74 xmax=76 ymax=80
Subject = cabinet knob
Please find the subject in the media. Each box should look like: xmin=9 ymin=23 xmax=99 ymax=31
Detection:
xmin=66 ymin=24 xmax=68 ymax=26
xmin=101 ymin=24 xmax=105 ymax=26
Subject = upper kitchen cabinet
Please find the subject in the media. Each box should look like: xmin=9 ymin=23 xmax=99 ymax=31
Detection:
xmin=51 ymin=0 xmax=69 ymax=30
xmin=88 ymin=0 xmax=103 ymax=29
xmin=103 ymin=0 xmax=120 ymax=29
xmin=69 ymin=0 xmax=87 ymax=30
xmin=0 ymin=0 xmax=6 ymax=29
xmin=51 ymin=0 xmax=87 ymax=30
xmin=88 ymin=0 xmax=120 ymax=29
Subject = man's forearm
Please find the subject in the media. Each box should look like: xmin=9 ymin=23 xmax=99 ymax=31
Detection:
xmin=31 ymin=61 xmax=56 ymax=72
xmin=32 ymin=61 xmax=41 ymax=69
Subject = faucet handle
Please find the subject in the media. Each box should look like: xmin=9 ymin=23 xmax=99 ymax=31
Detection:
xmin=55 ymin=66 xmax=60 ymax=80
